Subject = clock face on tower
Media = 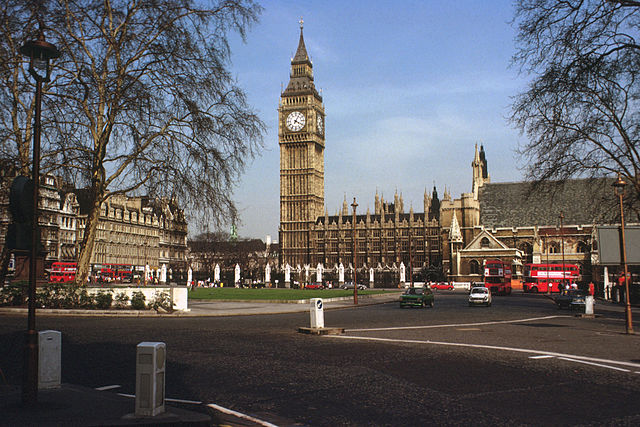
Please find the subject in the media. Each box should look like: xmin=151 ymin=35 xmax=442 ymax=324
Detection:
xmin=316 ymin=115 xmax=323 ymax=134
xmin=286 ymin=111 xmax=306 ymax=132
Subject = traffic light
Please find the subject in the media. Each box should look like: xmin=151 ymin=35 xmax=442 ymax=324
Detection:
xmin=6 ymin=175 xmax=39 ymax=251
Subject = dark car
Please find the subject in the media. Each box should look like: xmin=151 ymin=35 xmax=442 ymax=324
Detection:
xmin=555 ymin=289 xmax=587 ymax=311
xmin=400 ymin=287 xmax=434 ymax=308
xmin=340 ymin=282 xmax=367 ymax=290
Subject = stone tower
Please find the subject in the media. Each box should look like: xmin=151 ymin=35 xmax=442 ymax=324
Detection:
xmin=279 ymin=19 xmax=325 ymax=267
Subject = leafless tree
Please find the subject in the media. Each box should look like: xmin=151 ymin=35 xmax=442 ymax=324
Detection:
xmin=511 ymin=0 xmax=640 ymax=211
xmin=1 ymin=0 xmax=265 ymax=285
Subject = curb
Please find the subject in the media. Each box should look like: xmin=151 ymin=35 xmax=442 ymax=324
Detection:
xmin=0 ymin=293 xmax=402 ymax=317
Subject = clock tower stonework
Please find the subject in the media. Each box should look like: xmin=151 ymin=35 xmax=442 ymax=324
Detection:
xmin=279 ymin=20 xmax=325 ymax=268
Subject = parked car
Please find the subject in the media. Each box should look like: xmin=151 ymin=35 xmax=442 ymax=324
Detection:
xmin=400 ymin=287 xmax=434 ymax=308
xmin=340 ymin=282 xmax=367 ymax=290
xmin=468 ymin=286 xmax=492 ymax=306
xmin=555 ymin=289 xmax=587 ymax=311
xmin=305 ymin=283 xmax=325 ymax=290
xmin=431 ymin=282 xmax=454 ymax=291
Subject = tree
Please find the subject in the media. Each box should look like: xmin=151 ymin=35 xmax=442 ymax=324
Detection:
xmin=511 ymin=0 xmax=640 ymax=209
xmin=1 ymin=0 xmax=265 ymax=286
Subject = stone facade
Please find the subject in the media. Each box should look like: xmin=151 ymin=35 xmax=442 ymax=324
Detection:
xmin=0 ymin=173 xmax=187 ymax=277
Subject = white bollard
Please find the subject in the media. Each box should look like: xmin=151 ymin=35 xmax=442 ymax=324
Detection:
xmin=135 ymin=342 xmax=166 ymax=417
xmin=585 ymin=295 xmax=594 ymax=315
xmin=38 ymin=330 xmax=61 ymax=389
xmin=310 ymin=298 xmax=324 ymax=329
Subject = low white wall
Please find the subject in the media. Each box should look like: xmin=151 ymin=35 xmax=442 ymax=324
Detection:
xmin=87 ymin=286 xmax=189 ymax=311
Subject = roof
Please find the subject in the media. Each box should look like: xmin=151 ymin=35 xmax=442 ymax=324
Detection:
xmin=292 ymin=26 xmax=310 ymax=64
xmin=316 ymin=212 xmax=428 ymax=226
xmin=479 ymin=178 xmax=620 ymax=228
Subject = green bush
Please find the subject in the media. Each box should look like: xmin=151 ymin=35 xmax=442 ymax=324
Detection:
xmin=0 ymin=281 xmax=27 ymax=306
xmin=77 ymin=288 xmax=95 ymax=309
xmin=113 ymin=292 xmax=130 ymax=309
xmin=130 ymin=291 xmax=146 ymax=310
xmin=95 ymin=291 xmax=113 ymax=309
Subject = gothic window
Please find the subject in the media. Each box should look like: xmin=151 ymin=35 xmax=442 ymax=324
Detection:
xmin=470 ymin=260 xmax=480 ymax=274
xmin=549 ymin=243 xmax=559 ymax=254
xmin=480 ymin=237 xmax=490 ymax=248
xmin=577 ymin=241 xmax=589 ymax=253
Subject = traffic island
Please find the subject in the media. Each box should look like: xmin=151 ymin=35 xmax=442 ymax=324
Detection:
xmin=298 ymin=297 xmax=344 ymax=335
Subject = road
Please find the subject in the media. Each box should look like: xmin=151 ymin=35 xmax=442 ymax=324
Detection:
xmin=1 ymin=291 xmax=639 ymax=426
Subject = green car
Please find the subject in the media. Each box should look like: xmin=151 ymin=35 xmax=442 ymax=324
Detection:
xmin=399 ymin=287 xmax=434 ymax=308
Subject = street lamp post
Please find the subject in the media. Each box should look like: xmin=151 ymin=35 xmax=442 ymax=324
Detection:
xmin=544 ymin=232 xmax=551 ymax=295
xmin=351 ymin=198 xmax=358 ymax=305
xmin=613 ymin=174 xmax=634 ymax=334
xmin=409 ymin=227 xmax=413 ymax=287
xmin=19 ymin=27 xmax=60 ymax=405
xmin=560 ymin=212 xmax=566 ymax=289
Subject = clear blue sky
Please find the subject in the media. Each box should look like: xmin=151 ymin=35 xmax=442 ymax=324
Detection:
xmin=226 ymin=0 xmax=526 ymax=240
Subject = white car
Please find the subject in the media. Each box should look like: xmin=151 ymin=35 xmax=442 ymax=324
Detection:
xmin=468 ymin=287 xmax=492 ymax=307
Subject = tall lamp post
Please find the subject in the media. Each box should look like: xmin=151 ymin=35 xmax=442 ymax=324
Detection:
xmin=560 ymin=212 xmax=566 ymax=289
xmin=613 ymin=173 xmax=634 ymax=334
xmin=19 ymin=27 xmax=60 ymax=406
xmin=351 ymin=198 xmax=358 ymax=305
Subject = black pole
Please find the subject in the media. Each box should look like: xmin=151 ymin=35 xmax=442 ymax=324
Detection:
xmin=23 ymin=75 xmax=43 ymax=406
xmin=351 ymin=198 xmax=358 ymax=304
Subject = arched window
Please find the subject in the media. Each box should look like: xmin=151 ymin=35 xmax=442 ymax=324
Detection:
xmin=549 ymin=243 xmax=559 ymax=254
xmin=480 ymin=237 xmax=490 ymax=248
xmin=577 ymin=241 xmax=589 ymax=253
xmin=470 ymin=260 xmax=480 ymax=275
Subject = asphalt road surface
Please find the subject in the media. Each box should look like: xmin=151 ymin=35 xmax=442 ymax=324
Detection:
xmin=1 ymin=291 xmax=639 ymax=426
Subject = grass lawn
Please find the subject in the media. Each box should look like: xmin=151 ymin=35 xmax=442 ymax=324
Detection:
xmin=188 ymin=287 xmax=390 ymax=301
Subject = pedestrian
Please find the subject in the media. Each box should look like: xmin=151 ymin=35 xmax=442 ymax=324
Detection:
xmin=588 ymin=282 xmax=595 ymax=296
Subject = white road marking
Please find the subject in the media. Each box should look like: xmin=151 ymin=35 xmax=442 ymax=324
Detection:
xmin=95 ymin=384 xmax=121 ymax=391
xmin=166 ymin=397 xmax=203 ymax=405
xmin=346 ymin=315 xmax=570 ymax=332
xmin=529 ymin=355 xmax=555 ymax=359
xmin=116 ymin=393 xmax=201 ymax=404
xmin=329 ymin=335 xmax=640 ymax=370
xmin=557 ymin=357 xmax=631 ymax=372
xmin=117 ymin=393 xmax=135 ymax=398
xmin=116 ymin=393 xmax=276 ymax=425
xmin=207 ymin=403 xmax=279 ymax=427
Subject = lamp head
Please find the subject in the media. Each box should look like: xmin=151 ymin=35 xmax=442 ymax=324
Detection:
xmin=20 ymin=29 xmax=60 ymax=82
xmin=613 ymin=173 xmax=627 ymax=196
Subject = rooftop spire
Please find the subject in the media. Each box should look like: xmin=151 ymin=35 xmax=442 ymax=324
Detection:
xmin=283 ymin=18 xmax=319 ymax=98
xmin=293 ymin=17 xmax=310 ymax=64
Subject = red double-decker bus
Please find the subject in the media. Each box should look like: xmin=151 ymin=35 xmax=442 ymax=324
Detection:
xmin=50 ymin=262 xmax=77 ymax=283
xmin=523 ymin=263 xmax=580 ymax=293
xmin=94 ymin=264 xmax=134 ymax=283
xmin=483 ymin=259 xmax=512 ymax=295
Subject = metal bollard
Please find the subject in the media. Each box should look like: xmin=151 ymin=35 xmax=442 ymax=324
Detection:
xmin=310 ymin=298 xmax=324 ymax=329
xmin=135 ymin=342 xmax=166 ymax=417
xmin=585 ymin=295 xmax=594 ymax=315
xmin=38 ymin=330 xmax=61 ymax=389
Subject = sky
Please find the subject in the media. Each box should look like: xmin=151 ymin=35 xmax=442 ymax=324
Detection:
xmin=225 ymin=0 xmax=528 ymax=241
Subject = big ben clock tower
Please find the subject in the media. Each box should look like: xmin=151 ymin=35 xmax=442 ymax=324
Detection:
xmin=279 ymin=19 xmax=325 ymax=268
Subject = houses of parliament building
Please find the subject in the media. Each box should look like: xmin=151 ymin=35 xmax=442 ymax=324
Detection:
xmin=278 ymin=21 xmax=611 ymax=287
xmin=278 ymin=22 xmax=443 ymax=282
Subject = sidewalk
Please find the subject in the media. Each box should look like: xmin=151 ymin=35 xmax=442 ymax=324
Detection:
xmin=0 ymin=291 xmax=401 ymax=318
xmin=0 ymin=384 xmax=211 ymax=426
